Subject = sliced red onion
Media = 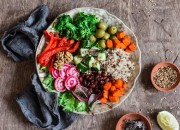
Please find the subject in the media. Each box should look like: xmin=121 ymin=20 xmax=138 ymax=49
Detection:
xmin=72 ymin=91 xmax=88 ymax=101
xmin=65 ymin=76 xmax=79 ymax=91
xmin=59 ymin=69 xmax=66 ymax=79
xmin=52 ymin=69 xmax=60 ymax=79
xmin=66 ymin=67 xmax=79 ymax=77
xmin=88 ymin=94 xmax=96 ymax=106
xmin=75 ymin=85 xmax=89 ymax=98
xmin=54 ymin=77 xmax=66 ymax=92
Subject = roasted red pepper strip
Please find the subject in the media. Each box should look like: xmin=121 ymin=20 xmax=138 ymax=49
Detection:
xmin=49 ymin=55 xmax=56 ymax=73
xmin=39 ymin=47 xmax=69 ymax=66
xmin=42 ymin=32 xmax=55 ymax=53
xmin=49 ymin=40 xmax=58 ymax=50
xmin=57 ymin=37 xmax=67 ymax=47
xmin=43 ymin=30 xmax=51 ymax=39
xmin=67 ymin=39 xmax=75 ymax=46
xmin=68 ymin=41 xmax=80 ymax=53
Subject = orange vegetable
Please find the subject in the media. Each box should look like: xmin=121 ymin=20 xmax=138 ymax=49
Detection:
xmin=113 ymin=39 xmax=121 ymax=48
xmin=112 ymin=90 xmax=124 ymax=97
xmin=99 ymin=98 xmax=107 ymax=103
xmin=125 ymin=48 xmax=132 ymax=53
xmin=122 ymin=36 xmax=131 ymax=47
xmin=128 ymin=43 xmax=137 ymax=51
xmin=106 ymin=40 xmax=113 ymax=48
xmin=117 ymin=31 xmax=126 ymax=39
xmin=104 ymin=82 xmax=112 ymax=91
xmin=109 ymin=95 xmax=119 ymax=102
xmin=123 ymin=82 xmax=128 ymax=88
xmin=119 ymin=43 xmax=127 ymax=49
xmin=103 ymin=91 xmax=109 ymax=99
xmin=114 ymin=79 xmax=123 ymax=88
xmin=110 ymin=86 xmax=116 ymax=92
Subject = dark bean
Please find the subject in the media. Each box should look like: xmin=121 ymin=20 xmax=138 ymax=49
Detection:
xmin=100 ymin=81 xmax=105 ymax=84
xmin=83 ymin=81 xmax=87 ymax=86
xmin=91 ymin=84 xmax=96 ymax=88
xmin=88 ymin=88 xmax=93 ymax=95
xmin=81 ymin=73 xmax=85 ymax=77
xmin=105 ymin=78 xmax=109 ymax=82
xmin=102 ymin=73 xmax=106 ymax=77
xmin=79 ymin=77 xmax=83 ymax=82
xmin=87 ymin=82 xmax=91 ymax=87
xmin=86 ymin=75 xmax=89 ymax=79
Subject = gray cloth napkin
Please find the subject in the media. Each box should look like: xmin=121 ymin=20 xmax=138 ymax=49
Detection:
xmin=1 ymin=5 xmax=78 ymax=130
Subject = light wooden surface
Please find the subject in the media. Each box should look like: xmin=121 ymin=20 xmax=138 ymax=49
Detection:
xmin=0 ymin=0 xmax=180 ymax=130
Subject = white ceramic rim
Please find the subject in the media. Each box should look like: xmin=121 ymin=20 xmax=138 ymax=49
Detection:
xmin=35 ymin=7 xmax=142 ymax=115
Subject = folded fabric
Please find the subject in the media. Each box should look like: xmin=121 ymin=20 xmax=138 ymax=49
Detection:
xmin=16 ymin=74 xmax=78 ymax=130
xmin=1 ymin=5 xmax=49 ymax=61
xmin=1 ymin=5 xmax=78 ymax=130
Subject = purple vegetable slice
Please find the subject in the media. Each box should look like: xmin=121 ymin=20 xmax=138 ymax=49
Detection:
xmin=54 ymin=77 xmax=66 ymax=92
xmin=72 ymin=91 xmax=88 ymax=101
xmin=65 ymin=76 xmax=79 ymax=91
xmin=52 ymin=69 xmax=60 ymax=79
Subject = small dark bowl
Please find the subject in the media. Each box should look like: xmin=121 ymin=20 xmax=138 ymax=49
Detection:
xmin=116 ymin=112 xmax=152 ymax=130
xmin=151 ymin=62 xmax=180 ymax=92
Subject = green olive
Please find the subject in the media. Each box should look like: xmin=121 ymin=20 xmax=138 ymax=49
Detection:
xmin=95 ymin=29 xmax=105 ymax=38
xmin=98 ymin=40 xmax=106 ymax=48
xmin=97 ymin=22 xmax=108 ymax=30
xmin=103 ymin=32 xmax=110 ymax=40
xmin=89 ymin=35 xmax=96 ymax=42
xmin=108 ymin=26 xmax=117 ymax=35
xmin=110 ymin=35 xmax=117 ymax=40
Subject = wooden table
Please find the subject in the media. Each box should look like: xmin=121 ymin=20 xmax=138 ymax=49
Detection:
xmin=0 ymin=0 xmax=179 ymax=130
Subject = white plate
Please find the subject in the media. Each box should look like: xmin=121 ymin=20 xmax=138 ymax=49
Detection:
xmin=35 ymin=7 xmax=141 ymax=115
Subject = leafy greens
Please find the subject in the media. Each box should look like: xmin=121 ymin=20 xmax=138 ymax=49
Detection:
xmin=42 ymin=73 xmax=89 ymax=112
xmin=54 ymin=12 xmax=100 ymax=40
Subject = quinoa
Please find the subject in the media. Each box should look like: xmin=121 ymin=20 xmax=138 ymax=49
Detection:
xmin=100 ymin=49 xmax=135 ymax=82
xmin=154 ymin=66 xmax=178 ymax=88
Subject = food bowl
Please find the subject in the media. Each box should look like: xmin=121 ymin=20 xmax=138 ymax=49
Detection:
xmin=116 ymin=112 xmax=152 ymax=130
xmin=35 ymin=7 xmax=141 ymax=115
xmin=151 ymin=62 xmax=180 ymax=92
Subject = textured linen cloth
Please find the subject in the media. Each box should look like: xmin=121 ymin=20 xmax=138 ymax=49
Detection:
xmin=1 ymin=5 xmax=78 ymax=130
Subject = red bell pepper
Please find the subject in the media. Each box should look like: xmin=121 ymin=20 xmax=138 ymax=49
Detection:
xmin=57 ymin=37 xmax=67 ymax=47
xmin=43 ymin=30 xmax=51 ymax=39
xmin=68 ymin=41 xmax=80 ymax=53
xmin=42 ymin=32 xmax=55 ymax=53
xmin=49 ymin=55 xmax=56 ymax=73
xmin=38 ymin=47 xmax=69 ymax=66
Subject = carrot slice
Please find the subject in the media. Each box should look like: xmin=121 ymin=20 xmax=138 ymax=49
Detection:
xmin=106 ymin=40 xmax=113 ymax=48
xmin=117 ymin=31 xmax=126 ymax=39
xmin=109 ymin=95 xmax=119 ymax=102
xmin=113 ymin=39 xmax=121 ymax=48
xmin=125 ymin=48 xmax=132 ymax=53
xmin=104 ymin=82 xmax=112 ymax=91
xmin=103 ymin=91 xmax=109 ymax=99
xmin=99 ymin=98 xmax=107 ymax=103
xmin=123 ymin=82 xmax=128 ymax=88
xmin=110 ymin=86 xmax=116 ymax=93
xmin=119 ymin=43 xmax=126 ymax=49
xmin=114 ymin=79 xmax=123 ymax=88
xmin=128 ymin=43 xmax=137 ymax=51
xmin=112 ymin=90 xmax=124 ymax=97
xmin=122 ymin=36 xmax=131 ymax=46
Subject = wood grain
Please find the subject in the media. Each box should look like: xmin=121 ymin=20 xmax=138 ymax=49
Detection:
xmin=0 ymin=0 xmax=179 ymax=130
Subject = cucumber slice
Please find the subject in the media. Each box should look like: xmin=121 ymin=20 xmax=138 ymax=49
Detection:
xmin=98 ymin=52 xmax=106 ymax=61
xmin=92 ymin=61 xmax=101 ymax=71
xmin=73 ymin=56 xmax=82 ymax=65
xmin=77 ymin=63 xmax=88 ymax=73
xmin=86 ymin=56 xmax=95 ymax=68
xmin=91 ymin=46 xmax=100 ymax=50
xmin=80 ymin=48 xmax=89 ymax=57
